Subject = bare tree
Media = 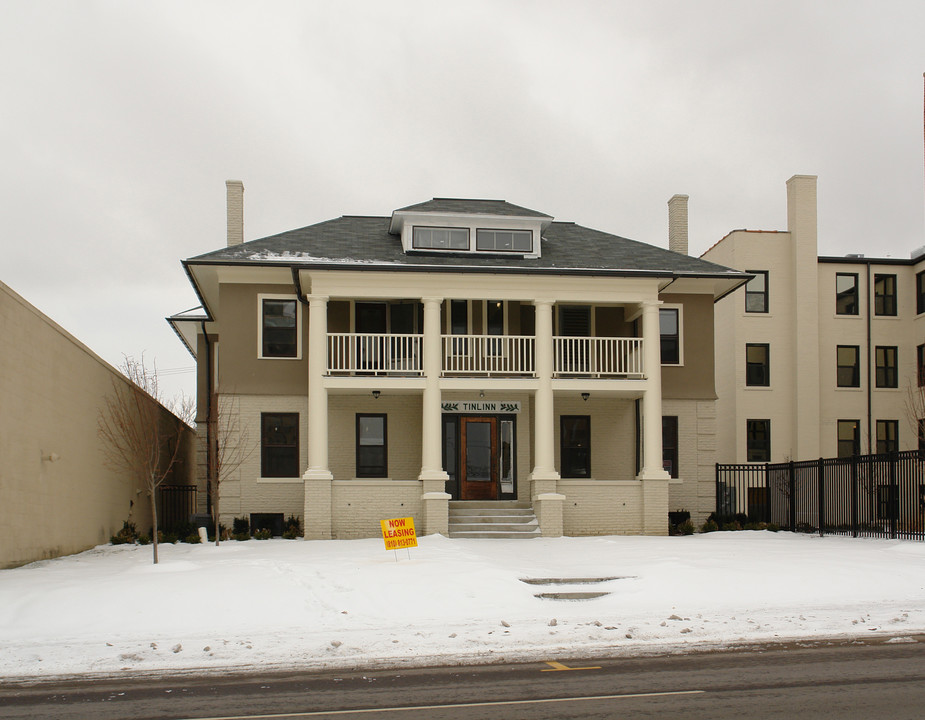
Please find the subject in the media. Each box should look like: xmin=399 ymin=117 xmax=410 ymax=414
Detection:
xmin=905 ymin=378 xmax=925 ymax=452
xmin=98 ymin=355 xmax=193 ymax=564
xmin=207 ymin=390 xmax=255 ymax=545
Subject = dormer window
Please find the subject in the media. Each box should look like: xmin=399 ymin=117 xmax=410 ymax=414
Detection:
xmin=476 ymin=229 xmax=533 ymax=252
xmin=412 ymin=226 xmax=469 ymax=250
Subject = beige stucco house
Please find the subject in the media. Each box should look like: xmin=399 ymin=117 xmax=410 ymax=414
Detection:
xmin=170 ymin=183 xmax=748 ymax=539
xmin=702 ymin=174 xmax=925 ymax=466
xmin=0 ymin=281 xmax=194 ymax=568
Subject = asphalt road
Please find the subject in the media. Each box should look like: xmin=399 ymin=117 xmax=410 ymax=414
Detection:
xmin=2 ymin=637 xmax=925 ymax=720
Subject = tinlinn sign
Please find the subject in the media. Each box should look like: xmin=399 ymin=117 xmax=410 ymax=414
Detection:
xmin=440 ymin=400 xmax=521 ymax=413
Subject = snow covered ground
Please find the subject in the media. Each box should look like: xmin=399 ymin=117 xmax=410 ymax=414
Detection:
xmin=1 ymin=531 xmax=924 ymax=681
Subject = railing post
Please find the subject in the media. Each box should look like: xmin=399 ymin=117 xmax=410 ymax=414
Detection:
xmin=851 ymin=454 xmax=859 ymax=538
xmin=817 ymin=457 xmax=825 ymax=537
xmin=889 ymin=451 xmax=898 ymax=539
xmin=715 ymin=463 xmax=720 ymax=517
xmin=789 ymin=460 xmax=795 ymax=532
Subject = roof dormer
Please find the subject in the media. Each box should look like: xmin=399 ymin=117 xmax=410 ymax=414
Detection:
xmin=389 ymin=198 xmax=553 ymax=259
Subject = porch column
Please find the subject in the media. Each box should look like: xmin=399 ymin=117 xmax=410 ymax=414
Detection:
xmin=531 ymin=299 xmax=563 ymax=536
xmin=639 ymin=299 xmax=670 ymax=535
xmin=303 ymin=294 xmax=333 ymax=539
xmin=420 ymin=297 xmax=450 ymax=534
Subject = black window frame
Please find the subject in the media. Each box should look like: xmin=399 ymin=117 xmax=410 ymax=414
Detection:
xmin=874 ymin=273 xmax=897 ymax=316
xmin=875 ymin=346 xmax=898 ymax=388
xmin=837 ymin=419 xmax=860 ymax=459
xmin=560 ymin=415 xmax=591 ymax=478
xmin=876 ymin=420 xmax=899 ymax=455
xmin=745 ymin=343 xmax=770 ymax=387
xmin=659 ymin=307 xmax=680 ymax=365
xmin=836 ymin=345 xmax=860 ymax=388
xmin=835 ymin=273 xmax=859 ymax=315
xmin=745 ymin=270 xmax=769 ymax=313
xmin=261 ymin=298 xmax=299 ymax=358
xmin=918 ymin=344 xmax=925 ymax=387
xmin=917 ymin=270 xmax=925 ymax=315
xmin=356 ymin=413 xmax=388 ymax=478
xmin=662 ymin=416 xmax=678 ymax=478
xmin=261 ymin=412 xmax=300 ymax=478
xmin=746 ymin=419 xmax=771 ymax=463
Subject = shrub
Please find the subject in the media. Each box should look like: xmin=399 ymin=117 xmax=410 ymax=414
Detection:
xmin=282 ymin=515 xmax=302 ymax=539
xmin=701 ymin=519 xmax=719 ymax=533
xmin=232 ymin=517 xmax=249 ymax=535
xmin=138 ymin=534 xmax=151 ymax=545
xmin=183 ymin=533 xmax=202 ymax=544
xmin=677 ymin=519 xmax=695 ymax=535
xmin=721 ymin=521 xmax=740 ymax=532
xmin=110 ymin=521 xmax=139 ymax=545
xmin=253 ymin=528 xmax=272 ymax=540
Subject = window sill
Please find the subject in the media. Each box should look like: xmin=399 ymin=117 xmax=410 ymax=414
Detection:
xmin=258 ymin=477 xmax=303 ymax=484
xmin=744 ymin=385 xmax=773 ymax=391
xmin=835 ymin=386 xmax=864 ymax=392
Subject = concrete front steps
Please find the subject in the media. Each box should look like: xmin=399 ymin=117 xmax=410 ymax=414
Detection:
xmin=448 ymin=500 xmax=541 ymax=539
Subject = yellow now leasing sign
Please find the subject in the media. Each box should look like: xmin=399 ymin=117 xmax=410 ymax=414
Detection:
xmin=380 ymin=517 xmax=418 ymax=551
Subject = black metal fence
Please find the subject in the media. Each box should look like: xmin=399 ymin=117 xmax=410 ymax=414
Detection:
xmin=716 ymin=450 xmax=925 ymax=540
xmin=156 ymin=485 xmax=198 ymax=533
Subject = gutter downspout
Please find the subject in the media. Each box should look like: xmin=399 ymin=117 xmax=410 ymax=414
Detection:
xmin=201 ymin=321 xmax=214 ymax=517
xmin=866 ymin=263 xmax=872 ymax=455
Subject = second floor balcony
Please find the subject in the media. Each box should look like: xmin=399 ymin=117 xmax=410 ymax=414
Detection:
xmin=327 ymin=333 xmax=644 ymax=379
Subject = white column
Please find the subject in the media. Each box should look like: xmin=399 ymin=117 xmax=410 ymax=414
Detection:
xmin=304 ymin=295 xmax=332 ymax=480
xmin=639 ymin=300 xmax=670 ymax=480
xmin=419 ymin=297 xmax=448 ymax=485
xmin=531 ymin=300 xmax=559 ymax=480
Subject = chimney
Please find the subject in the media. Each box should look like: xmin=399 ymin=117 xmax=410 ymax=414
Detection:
xmin=226 ymin=180 xmax=244 ymax=246
xmin=668 ymin=194 xmax=689 ymax=255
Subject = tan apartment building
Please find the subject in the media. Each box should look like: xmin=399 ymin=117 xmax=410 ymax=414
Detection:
xmin=702 ymin=174 xmax=925 ymax=466
xmin=0 ymin=281 xmax=193 ymax=568
xmin=169 ymin=183 xmax=748 ymax=539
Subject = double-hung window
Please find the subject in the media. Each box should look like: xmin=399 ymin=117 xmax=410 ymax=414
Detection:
xmin=836 ymin=345 xmax=860 ymax=387
xmin=356 ymin=414 xmax=387 ymax=477
xmin=837 ymin=420 xmax=860 ymax=458
xmin=874 ymin=274 xmax=897 ymax=316
xmin=261 ymin=413 xmax=299 ymax=478
xmin=835 ymin=273 xmax=859 ymax=315
xmin=745 ymin=271 xmax=768 ymax=313
xmin=876 ymin=420 xmax=899 ymax=455
xmin=560 ymin=416 xmax=590 ymax=478
xmin=662 ymin=416 xmax=678 ymax=478
xmin=659 ymin=307 xmax=681 ymax=365
xmin=919 ymin=344 xmax=925 ymax=387
xmin=917 ymin=270 xmax=925 ymax=315
xmin=745 ymin=343 xmax=770 ymax=386
xmin=260 ymin=297 xmax=299 ymax=358
xmin=746 ymin=419 xmax=771 ymax=462
xmin=875 ymin=346 xmax=898 ymax=388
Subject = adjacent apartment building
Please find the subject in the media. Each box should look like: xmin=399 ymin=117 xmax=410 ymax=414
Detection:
xmin=702 ymin=174 xmax=925 ymax=465
xmin=169 ymin=183 xmax=748 ymax=539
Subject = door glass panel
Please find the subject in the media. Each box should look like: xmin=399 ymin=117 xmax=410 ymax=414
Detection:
xmin=466 ymin=421 xmax=492 ymax=482
xmin=500 ymin=420 xmax=514 ymax=493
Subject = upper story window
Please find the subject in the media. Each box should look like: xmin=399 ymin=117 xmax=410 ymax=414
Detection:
xmin=659 ymin=307 xmax=681 ymax=365
xmin=835 ymin=273 xmax=859 ymax=315
xmin=836 ymin=345 xmax=860 ymax=388
xmin=745 ymin=343 xmax=770 ymax=387
xmin=874 ymin=274 xmax=897 ymax=316
xmin=745 ymin=271 xmax=768 ymax=313
xmin=260 ymin=296 xmax=300 ymax=359
xmin=917 ymin=270 xmax=925 ymax=315
xmin=412 ymin=226 xmax=469 ymax=250
xmin=476 ymin=229 xmax=533 ymax=252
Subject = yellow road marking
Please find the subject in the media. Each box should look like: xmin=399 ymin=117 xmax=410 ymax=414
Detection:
xmin=542 ymin=660 xmax=602 ymax=671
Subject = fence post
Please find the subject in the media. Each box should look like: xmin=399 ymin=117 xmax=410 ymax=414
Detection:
xmin=851 ymin=454 xmax=859 ymax=538
xmin=715 ymin=463 xmax=720 ymax=518
xmin=788 ymin=460 xmax=795 ymax=532
xmin=889 ymin=452 xmax=898 ymax=540
xmin=818 ymin=457 xmax=825 ymax=537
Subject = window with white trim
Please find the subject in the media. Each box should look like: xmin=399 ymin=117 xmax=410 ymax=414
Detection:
xmin=259 ymin=295 xmax=301 ymax=359
xmin=412 ymin=226 xmax=469 ymax=250
xmin=659 ymin=306 xmax=682 ymax=365
xmin=476 ymin=229 xmax=533 ymax=252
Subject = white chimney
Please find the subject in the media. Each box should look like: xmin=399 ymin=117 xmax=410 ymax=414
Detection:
xmin=226 ymin=180 xmax=244 ymax=246
xmin=668 ymin=194 xmax=689 ymax=255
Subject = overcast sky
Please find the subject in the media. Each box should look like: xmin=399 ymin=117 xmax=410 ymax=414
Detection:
xmin=2 ymin=0 xmax=924 ymax=402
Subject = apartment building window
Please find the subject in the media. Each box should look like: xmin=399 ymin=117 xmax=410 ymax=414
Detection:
xmin=875 ymin=346 xmax=898 ymax=388
xmin=919 ymin=344 xmax=925 ymax=387
xmin=659 ymin=307 xmax=681 ymax=365
xmin=837 ymin=420 xmax=860 ymax=458
xmin=560 ymin=416 xmax=591 ymax=478
xmin=745 ymin=270 xmax=768 ymax=313
xmin=835 ymin=273 xmax=859 ymax=315
xmin=919 ymin=419 xmax=925 ymax=453
xmin=260 ymin=297 xmax=299 ymax=358
xmin=745 ymin=343 xmax=770 ymax=386
xmin=917 ymin=270 xmax=925 ymax=315
xmin=874 ymin=274 xmax=897 ymax=316
xmin=662 ymin=416 xmax=678 ymax=478
xmin=261 ymin=413 xmax=299 ymax=478
xmin=876 ymin=420 xmax=899 ymax=455
xmin=836 ymin=346 xmax=860 ymax=387
xmin=412 ymin=226 xmax=469 ymax=250
xmin=476 ymin=229 xmax=533 ymax=252
xmin=356 ymin=414 xmax=387 ymax=477
xmin=746 ymin=419 xmax=771 ymax=462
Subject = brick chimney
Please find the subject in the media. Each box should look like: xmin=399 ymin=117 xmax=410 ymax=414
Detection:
xmin=668 ymin=194 xmax=689 ymax=255
xmin=226 ymin=180 xmax=244 ymax=246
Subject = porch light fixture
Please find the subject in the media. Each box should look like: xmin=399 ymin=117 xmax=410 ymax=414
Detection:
xmin=372 ymin=390 xmax=381 ymax=400
xmin=479 ymin=390 xmax=485 ymax=398
xmin=581 ymin=392 xmax=590 ymax=402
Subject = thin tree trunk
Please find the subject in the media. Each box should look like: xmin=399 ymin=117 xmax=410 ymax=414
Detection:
xmin=150 ymin=484 xmax=159 ymax=565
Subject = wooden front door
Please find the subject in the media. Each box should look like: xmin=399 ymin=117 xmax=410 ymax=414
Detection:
xmin=460 ymin=417 xmax=498 ymax=500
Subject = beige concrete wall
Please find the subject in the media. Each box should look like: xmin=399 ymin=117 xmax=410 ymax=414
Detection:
xmin=331 ymin=480 xmax=423 ymax=539
xmin=560 ymin=480 xmax=643 ymax=535
xmin=0 ymin=281 xmax=192 ymax=568
xmin=552 ymin=396 xmax=636 ymax=481
xmin=663 ymin=399 xmax=716 ymax=524
xmin=660 ymin=293 xmax=718 ymax=400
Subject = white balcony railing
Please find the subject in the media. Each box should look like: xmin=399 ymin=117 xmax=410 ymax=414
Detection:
xmin=441 ymin=334 xmax=535 ymax=375
xmin=554 ymin=336 xmax=644 ymax=377
xmin=328 ymin=333 xmax=423 ymax=375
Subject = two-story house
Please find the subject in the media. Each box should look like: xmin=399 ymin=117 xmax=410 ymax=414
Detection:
xmin=169 ymin=182 xmax=747 ymax=539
